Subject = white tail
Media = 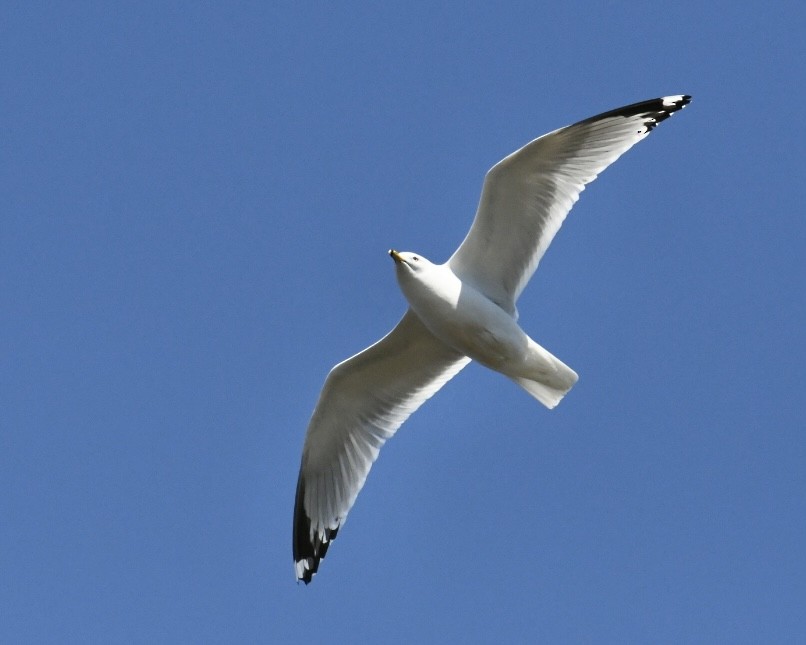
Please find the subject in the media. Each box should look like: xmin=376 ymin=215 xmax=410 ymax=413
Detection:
xmin=507 ymin=339 xmax=579 ymax=409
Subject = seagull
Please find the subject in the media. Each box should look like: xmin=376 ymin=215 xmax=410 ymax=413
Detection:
xmin=293 ymin=95 xmax=691 ymax=583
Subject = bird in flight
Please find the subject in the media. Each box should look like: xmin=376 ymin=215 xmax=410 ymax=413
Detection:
xmin=293 ymin=95 xmax=691 ymax=583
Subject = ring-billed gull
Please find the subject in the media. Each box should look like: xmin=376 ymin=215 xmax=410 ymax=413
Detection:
xmin=293 ymin=95 xmax=691 ymax=583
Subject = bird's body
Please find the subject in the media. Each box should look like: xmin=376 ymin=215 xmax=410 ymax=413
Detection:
xmin=293 ymin=95 xmax=691 ymax=583
xmin=390 ymin=250 xmax=577 ymax=405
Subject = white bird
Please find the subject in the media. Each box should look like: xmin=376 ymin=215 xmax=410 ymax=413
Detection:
xmin=293 ymin=95 xmax=691 ymax=583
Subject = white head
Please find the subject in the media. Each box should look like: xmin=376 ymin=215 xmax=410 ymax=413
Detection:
xmin=388 ymin=249 xmax=436 ymax=278
xmin=388 ymin=249 xmax=429 ymax=267
xmin=389 ymin=248 xmax=440 ymax=289
xmin=388 ymin=249 xmax=460 ymax=311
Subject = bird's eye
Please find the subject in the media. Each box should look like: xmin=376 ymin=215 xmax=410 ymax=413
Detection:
xmin=413 ymin=256 xmax=419 ymax=261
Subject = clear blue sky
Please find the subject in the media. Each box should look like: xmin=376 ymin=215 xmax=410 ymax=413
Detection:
xmin=3 ymin=2 xmax=804 ymax=642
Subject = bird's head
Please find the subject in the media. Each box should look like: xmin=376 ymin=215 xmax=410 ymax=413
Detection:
xmin=389 ymin=249 xmax=436 ymax=282
xmin=388 ymin=249 xmax=433 ymax=276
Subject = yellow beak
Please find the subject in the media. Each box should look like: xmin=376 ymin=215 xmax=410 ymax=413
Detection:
xmin=388 ymin=249 xmax=404 ymax=263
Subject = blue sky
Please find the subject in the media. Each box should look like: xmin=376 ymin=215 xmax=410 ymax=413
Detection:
xmin=3 ymin=2 xmax=804 ymax=642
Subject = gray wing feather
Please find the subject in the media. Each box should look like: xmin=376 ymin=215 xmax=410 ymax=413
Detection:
xmin=448 ymin=95 xmax=691 ymax=309
xmin=293 ymin=309 xmax=469 ymax=582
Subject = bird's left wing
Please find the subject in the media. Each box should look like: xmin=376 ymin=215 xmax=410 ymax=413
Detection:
xmin=293 ymin=309 xmax=470 ymax=583
xmin=449 ymin=95 xmax=691 ymax=310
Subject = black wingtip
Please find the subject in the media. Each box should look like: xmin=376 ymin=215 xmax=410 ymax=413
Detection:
xmin=293 ymin=474 xmax=339 ymax=584
xmin=580 ymin=94 xmax=692 ymax=131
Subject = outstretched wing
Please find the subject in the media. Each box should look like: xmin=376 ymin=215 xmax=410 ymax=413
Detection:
xmin=448 ymin=95 xmax=691 ymax=310
xmin=293 ymin=310 xmax=470 ymax=583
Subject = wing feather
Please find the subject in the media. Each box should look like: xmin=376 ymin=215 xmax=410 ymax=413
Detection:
xmin=293 ymin=309 xmax=470 ymax=583
xmin=448 ymin=95 xmax=691 ymax=309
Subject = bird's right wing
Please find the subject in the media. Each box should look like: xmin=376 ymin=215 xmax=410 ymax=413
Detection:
xmin=293 ymin=309 xmax=470 ymax=583
xmin=449 ymin=95 xmax=691 ymax=310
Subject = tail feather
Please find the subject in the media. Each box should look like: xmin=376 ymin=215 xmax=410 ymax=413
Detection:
xmin=509 ymin=374 xmax=576 ymax=409
xmin=508 ymin=339 xmax=578 ymax=409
